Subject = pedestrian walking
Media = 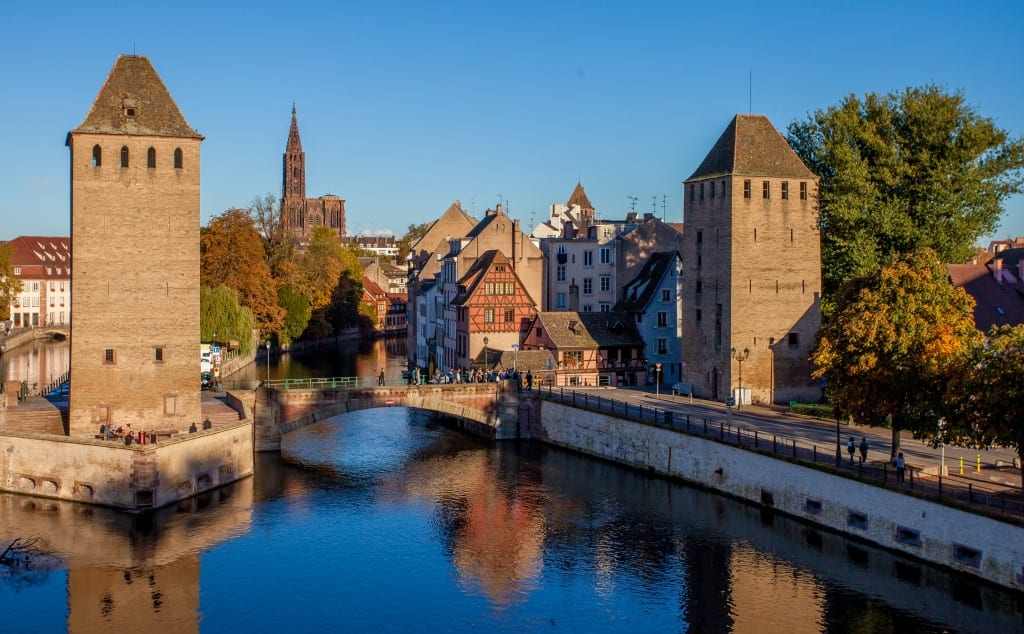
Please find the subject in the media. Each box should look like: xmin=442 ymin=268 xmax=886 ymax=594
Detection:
xmin=895 ymin=452 xmax=906 ymax=483
xmin=526 ymin=371 xmax=533 ymax=390
xmin=847 ymin=437 xmax=856 ymax=465
xmin=378 ymin=369 xmax=385 ymax=386
xmin=858 ymin=437 xmax=868 ymax=465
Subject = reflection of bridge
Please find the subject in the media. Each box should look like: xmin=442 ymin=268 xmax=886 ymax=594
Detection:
xmin=253 ymin=379 xmax=524 ymax=451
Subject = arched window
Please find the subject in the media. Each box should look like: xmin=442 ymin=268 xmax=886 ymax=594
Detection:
xmin=174 ymin=148 xmax=183 ymax=169
xmin=147 ymin=147 xmax=156 ymax=169
xmin=120 ymin=146 xmax=129 ymax=168
xmin=92 ymin=145 xmax=102 ymax=167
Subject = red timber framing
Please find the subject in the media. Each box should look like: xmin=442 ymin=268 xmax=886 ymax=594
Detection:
xmin=452 ymin=250 xmax=536 ymax=371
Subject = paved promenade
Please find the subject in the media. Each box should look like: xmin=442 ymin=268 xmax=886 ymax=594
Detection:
xmin=558 ymin=385 xmax=1022 ymax=505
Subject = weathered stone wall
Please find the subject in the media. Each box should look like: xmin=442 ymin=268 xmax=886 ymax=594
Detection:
xmin=68 ymin=132 xmax=202 ymax=436
xmin=0 ymin=422 xmax=252 ymax=510
xmin=535 ymin=400 xmax=1024 ymax=590
xmin=682 ymin=175 xmax=821 ymax=404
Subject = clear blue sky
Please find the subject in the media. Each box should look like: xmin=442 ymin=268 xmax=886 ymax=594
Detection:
xmin=2 ymin=1 xmax=1021 ymax=245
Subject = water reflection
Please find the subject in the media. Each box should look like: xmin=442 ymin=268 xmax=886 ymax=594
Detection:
xmin=0 ymin=337 xmax=69 ymax=387
xmin=0 ymin=404 xmax=1021 ymax=633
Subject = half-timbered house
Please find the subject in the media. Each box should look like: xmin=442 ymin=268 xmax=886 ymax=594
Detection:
xmin=521 ymin=311 xmax=646 ymax=387
xmin=451 ymin=250 xmax=536 ymax=371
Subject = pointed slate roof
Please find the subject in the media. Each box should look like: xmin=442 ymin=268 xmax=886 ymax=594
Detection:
xmin=686 ymin=114 xmax=812 ymax=181
xmin=567 ymin=182 xmax=593 ymax=210
xmin=616 ymin=252 xmax=680 ymax=313
xmin=286 ymin=104 xmax=303 ymax=152
xmin=70 ymin=55 xmax=201 ymax=139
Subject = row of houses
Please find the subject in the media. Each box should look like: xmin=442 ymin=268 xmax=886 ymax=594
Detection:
xmin=2 ymin=236 xmax=72 ymax=331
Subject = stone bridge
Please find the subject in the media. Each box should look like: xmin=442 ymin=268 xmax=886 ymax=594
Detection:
xmin=252 ymin=381 xmax=526 ymax=451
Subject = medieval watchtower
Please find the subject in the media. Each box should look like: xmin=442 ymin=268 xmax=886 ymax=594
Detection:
xmin=66 ymin=55 xmax=203 ymax=436
xmin=681 ymin=114 xmax=821 ymax=404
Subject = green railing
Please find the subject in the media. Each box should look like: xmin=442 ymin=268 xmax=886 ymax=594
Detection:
xmin=263 ymin=376 xmax=365 ymax=390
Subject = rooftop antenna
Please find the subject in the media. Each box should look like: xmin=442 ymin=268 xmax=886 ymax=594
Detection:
xmin=661 ymin=194 xmax=670 ymax=221
xmin=651 ymin=195 xmax=657 ymax=216
xmin=627 ymin=195 xmax=638 ymax=212
xmin=749 ymin=68 xmax=752 ymax=113
xmin=497 ymin=194 xmax=504 ymax=210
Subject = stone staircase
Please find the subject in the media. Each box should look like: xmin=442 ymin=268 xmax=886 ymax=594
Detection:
xmin=2 ymin=400 xmax=66 ymax=435
xmin=201 ymin=395 xmax=244 ymax=427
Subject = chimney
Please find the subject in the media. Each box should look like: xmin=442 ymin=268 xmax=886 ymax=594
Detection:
xmin=993 ymin=258 xmax=1004 ymax=285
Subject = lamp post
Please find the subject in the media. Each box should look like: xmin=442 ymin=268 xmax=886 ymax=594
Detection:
xmin=655 ymin=362 xmax=662 ymax=396
xmin=483 ymin=336 xmax=489 ymax=374
xmin=266 ymin=340 xmax=271 ymax=384
xmin=512 ymin=343 xmax=519 ymax=373
xmin=731 ymin=347 xmax=750 ymax=410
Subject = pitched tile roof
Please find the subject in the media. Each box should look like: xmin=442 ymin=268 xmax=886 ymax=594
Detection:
xmin=451 ymin=250 xmax=529 ymax=307
xmin=481 ymin=348 xmax=554 ymax=372
xmin=3 ymin=236 xmax=72 ymax=279
xmin=948 ymin=255 xmax=1024 ymax=330
xmin=533 ymin=311 xmax=644 ymax=349
xmin=567 ymin=182 xmax=593 ymax=210
xmin=616 ymin=251 xmax=679 ymax=313
xmin=71 ymin=55 xmax=201 ymax=139
xmin=687 ymin=114 xmax=813 ymax=181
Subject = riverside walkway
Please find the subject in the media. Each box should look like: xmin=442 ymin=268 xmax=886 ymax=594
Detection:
xmin=539 ymin=385 xmax=1023 ymax=521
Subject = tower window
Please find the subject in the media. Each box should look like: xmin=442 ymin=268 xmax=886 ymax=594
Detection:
xmin=125 ymin=107 xmax=136 ymax=118
xmin=743 ymin=180 xmax=751 ymax=199
xmin=147 ymin=147 xmax=156 ymax=169
xmin=154 ymin=347 xmax=164 ymax=363
xmin=120 ymin=146 xmax=129 ymax=168
xmin=174 ymin=148 xmax=183 ymax=169
xmin=781 ymin=181 xmax=789 ymax=200
xmin=103 ymin=349 xmax=117 ymax=365
xmin=92 ymin=144 xmax=102 ymax=167
xmin=762 ymin=181 xmax=770 ymax=199
xmin=710 ymin=181 xmax=715 ymax=199
xmin=800 ymin=182 xmax=808 ymax=200
xmin=689 ymin=184 xmax=694 ymax=202
xmin=699 ymin=183 xmax=704 ymax=201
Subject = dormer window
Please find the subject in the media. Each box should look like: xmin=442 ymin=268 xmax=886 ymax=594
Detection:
xmin=125 ymin=107 xmax=136 ymax=118
xmin=122 ymin=98 xmax=138 ymax=119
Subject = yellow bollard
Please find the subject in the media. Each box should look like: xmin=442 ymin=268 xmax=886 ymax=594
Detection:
xmin=960 ymin=456 xmax=964 ymax=475
xmin=976 ymin=454 xmax=981 ymax=473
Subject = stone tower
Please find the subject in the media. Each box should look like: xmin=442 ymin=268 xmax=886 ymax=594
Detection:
xmin=66 ymin=55 xmax=203 ymax=436
xmin=280 ymin=106 xmax=346 ymax=242
xmin=681 ymin=114 xmax=821 ymax=404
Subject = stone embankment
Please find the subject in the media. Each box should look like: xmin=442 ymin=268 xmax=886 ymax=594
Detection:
xmin=523 ymin=395 xmax=1024 ymax=592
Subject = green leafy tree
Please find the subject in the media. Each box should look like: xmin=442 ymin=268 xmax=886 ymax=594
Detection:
xmin=0 ymin=242 xmax=20 ymax=321
xmin=397 ymin=222 xmax=430 ymax=263
xmin=201 ymin=208 xmax=284 ymax=336
xmin=948 ymin=325 xmax=1024 ymax=493
xmin=277 ymin=285 xmax=311 ymax=345
xmin=200 ymin=284 xmax=257 ymax=355
xmin=788 ymin=85 xmax=1024 ymax=298
xmin=812 ymin=250 xmax=981 ymax=458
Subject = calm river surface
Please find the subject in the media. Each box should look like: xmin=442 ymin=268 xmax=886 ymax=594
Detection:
xmin=0 ymin=339 xmax=1021 ymax=633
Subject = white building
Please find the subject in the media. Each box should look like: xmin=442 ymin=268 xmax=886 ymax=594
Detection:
xmin=3 ymin=236 xmax=71 ymax=329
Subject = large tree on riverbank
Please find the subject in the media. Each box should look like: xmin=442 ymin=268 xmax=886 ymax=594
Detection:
xmin=201 ymin=208 xmax=284 ymax=336
xmin=788 ymin=85 xmax=1024 ymax=298
xmin=0 ymin=243 xmax=19 ymax=321
xmin=811 ymin=250 xmax=981 ymax=458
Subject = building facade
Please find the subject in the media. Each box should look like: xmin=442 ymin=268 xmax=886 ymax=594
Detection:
xmin=66 ymin=55 xmax=203 ymax=436
xmin=281 ymin=106 xmax=346 ymax=243
xmin=616 ymin=252 xmax=684 ymax=387
xmin=681 ymin=114 xmax=821 ymax=405
xmin=3 ymin=236 xmax=71 ymax=329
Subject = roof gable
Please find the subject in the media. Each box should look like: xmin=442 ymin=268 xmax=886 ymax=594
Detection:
xmin=687 ymin=114 xmax=813 ymax=181
xmin=567 ymin=182 xmax=593 ymax=210
xmin=616 ymin=252 xmax=679 ymax=312
xmin=71 ymin=55 xmax=201 ymax=139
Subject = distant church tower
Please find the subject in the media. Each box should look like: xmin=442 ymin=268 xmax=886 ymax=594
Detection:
xmin=281 ymin=106 xmax=346 ymax=243
xmin=681 ymin=114 xmax=821 ymax=405
xmin=66 ymin=55 xmax=203 ymax=436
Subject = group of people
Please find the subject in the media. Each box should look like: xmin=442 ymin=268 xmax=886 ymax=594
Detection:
xmin=408 ymin=366 xmax=535 ymax=390
xmin=845 ymin=436 xmax=907 ymax=482
xmin=98 ymin=423 xmax=134 ymax=444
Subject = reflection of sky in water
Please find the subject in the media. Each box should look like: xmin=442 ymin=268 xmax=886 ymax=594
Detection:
xmin=0 ymin=402 xmax=1015 ymax=632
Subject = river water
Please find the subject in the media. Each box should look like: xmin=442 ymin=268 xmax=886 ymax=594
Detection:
xmin=0 ymin=339 xmax=1020 ymax=633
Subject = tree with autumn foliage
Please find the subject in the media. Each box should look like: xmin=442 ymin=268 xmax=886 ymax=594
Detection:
xmin=285 ymin=226 xmax=365 ymax=337
xmin=812 ymin=250 xmax=982 ymax=458
xmin=201 ymin=208 xmax=284 ymax=336
xmin=0 ymin=242 xmax=20 ymax=321
xmin=947 ymin=325 xmax=1024 ymax=493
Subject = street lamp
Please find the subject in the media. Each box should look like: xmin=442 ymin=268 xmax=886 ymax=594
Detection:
xmin=483 ymin=336 xmax=489 ymax=373
xmin=731 ymin=347 xmax=750 ymax=410
xmin=266 ymin=340 xmax=271 ymax=384
xmin=654 ymin=362 xmax=663 ymax=396
xmin=512 ymin=343 xmax=519 ymax=373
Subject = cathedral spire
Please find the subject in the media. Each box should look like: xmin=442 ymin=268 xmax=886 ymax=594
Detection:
xmin=287 ymin=103 xmax=302 ymax=153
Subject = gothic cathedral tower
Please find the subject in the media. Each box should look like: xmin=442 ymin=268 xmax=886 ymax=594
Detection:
xmin=280 ymin=106 xmax=346 ymax=243
xmin=66 ymin=55 xmax=203 ymax=436
xmin=681 ymin=114 xmax=821 ymax=405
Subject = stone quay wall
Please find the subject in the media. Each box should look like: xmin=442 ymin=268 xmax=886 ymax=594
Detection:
xmin=531 ymin=399 xmax=1024 ymax=591
xmin=0 ymin=421 xmax=253 ymax=510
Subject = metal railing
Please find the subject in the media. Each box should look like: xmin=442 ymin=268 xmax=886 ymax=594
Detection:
xmin=538 ymin=386 xmax=1024 ymax=523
